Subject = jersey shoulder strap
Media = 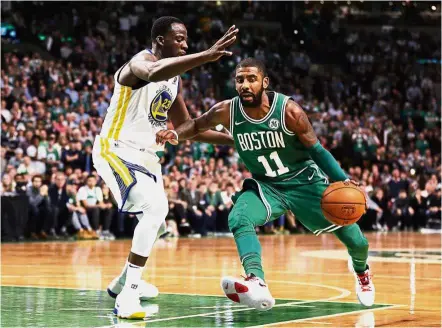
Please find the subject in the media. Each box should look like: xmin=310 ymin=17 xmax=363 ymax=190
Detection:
xmin=280 ymin=94 xmax=295 ymax=136
xmin=230 ymin=97 xmax=241 ymax=134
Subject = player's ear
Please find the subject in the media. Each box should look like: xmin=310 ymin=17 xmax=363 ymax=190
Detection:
xmin=263 ymin=76 xmax=269 ymax=90
xmin=156 ymin=36 xmax=165 ymax=46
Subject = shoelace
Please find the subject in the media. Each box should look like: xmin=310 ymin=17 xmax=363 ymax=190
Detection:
xmin=357 ymin=272 xmax=373 ymax=292
xmin=242 ymin=275 xmax=259 ymax=282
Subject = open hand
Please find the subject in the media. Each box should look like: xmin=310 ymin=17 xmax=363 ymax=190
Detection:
xmin=205 ymin=25 xmax=239 ymax=62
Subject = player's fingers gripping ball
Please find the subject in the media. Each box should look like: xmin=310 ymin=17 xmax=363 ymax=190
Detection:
xmin=321 ymin=181 xmax=367 ymax=226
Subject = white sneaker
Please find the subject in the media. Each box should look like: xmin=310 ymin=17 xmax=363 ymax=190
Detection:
xmin=348 ymin=258 xmax=375 ymax=306
xmin=107 ymin=277 xmax=159 ymax=301
xmin=221 ymin=275 xmax=275 ymax=311
xmin=113 ymin=289 xmax=146 ymax=319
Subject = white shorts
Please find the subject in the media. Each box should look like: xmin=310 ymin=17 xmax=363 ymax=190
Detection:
xmin=92 ymin=136 xmax=166 ymax=214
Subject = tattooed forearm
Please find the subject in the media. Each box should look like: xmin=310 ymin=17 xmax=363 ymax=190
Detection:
xmin=176 ymin=100 xmax=231 ymax=140
xmin=195 ymin=108 xmax=217 ymax=132
xmin=285 ymin=101 xmax=318 ymax=147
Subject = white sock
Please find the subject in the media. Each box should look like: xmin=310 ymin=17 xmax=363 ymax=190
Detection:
xmin=124 ymin=262 xmax=143 ymax=293
xmin=118 ymin=261 xmax=129 ymax=284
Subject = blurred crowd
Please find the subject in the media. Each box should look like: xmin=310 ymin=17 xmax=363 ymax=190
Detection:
xmin=1 ymin=2 xmax=441 ymax=242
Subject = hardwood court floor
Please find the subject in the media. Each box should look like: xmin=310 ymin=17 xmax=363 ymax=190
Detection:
xmin=1 ymin=232 xmax=440 ymax=327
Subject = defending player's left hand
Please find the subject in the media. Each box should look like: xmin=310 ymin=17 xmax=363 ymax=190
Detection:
xmin=156 ymin=130 xmax=179 ymax=145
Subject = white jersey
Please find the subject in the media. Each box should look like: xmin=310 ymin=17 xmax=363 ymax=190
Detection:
xmin=100 ymin=50 xmax=180 ymax=153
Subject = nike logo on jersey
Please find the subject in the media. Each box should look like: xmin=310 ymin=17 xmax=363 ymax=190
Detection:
xmin=235 ymin=121 xmax=247 ymax=126
xmin=258 ymin=282 xmax=267 ymax=287
xmin=308 ymin=171 xmax=315 ymax=180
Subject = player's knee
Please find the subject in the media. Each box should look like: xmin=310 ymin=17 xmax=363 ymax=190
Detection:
xmin=348 ymin=232 xmax=369 ymax=253
xmin=228 ymin=206 xmax=255 ymax=234
xmin=135 ymin=188 xmax=168 ymax=219
xmin=153 ymin=193 xmax=169 ymax=220
xmin=357 ymin=235 xmax=369 ymax=252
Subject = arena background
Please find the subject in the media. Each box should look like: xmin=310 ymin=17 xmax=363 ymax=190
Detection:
xmin=1 ymin=1 xmax=441 ymax=328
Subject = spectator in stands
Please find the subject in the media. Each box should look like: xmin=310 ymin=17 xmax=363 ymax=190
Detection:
xmin=100 ymin=183 xmax=116 ymax=240
xmin=48 ymin=172 xmax=71 ymax=238
xmin=77 ymin=174 xmax=107 ymax=237
xmin=410 ymin=189 xmax=427 ymax=231
xmin=66 ymin=182 xmax=98 ymax=240
xmin=26 ymin=175 xmax=53 ymax=239
xmin=206 ymin=182 xmax=225 ymax=233
xmin=391 ymin=189 xmax=412 ymax=231
xmin=388 ymin=169 xmax=408 ymax=200
xmin=425 ymin=186 xmax=442 ymax=229
xmin=0 ymin=2 xmax=440 ymax=240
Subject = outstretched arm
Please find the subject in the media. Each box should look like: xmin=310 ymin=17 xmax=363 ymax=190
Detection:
xmin=158 ymin=99 xmax=232 ymax=145
xmin=130 ymin=26 xmax=238 ymax=82
xmin=285 ymin=100 xmax=348 ymax=182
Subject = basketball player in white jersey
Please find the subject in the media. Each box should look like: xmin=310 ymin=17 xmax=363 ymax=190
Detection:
xmin=92 ymin=16 xmax=237 ymax=319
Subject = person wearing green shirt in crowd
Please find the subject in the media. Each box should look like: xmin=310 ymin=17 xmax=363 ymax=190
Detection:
xmin=401 ymin=102 xmax=415 ymax=123
xmin=424 ymin=110 xmax=440 ymax=129
xmin=352 ymin=128 xmax=368 ymax=159
xmin=415 ymin=133 xmax=429 ymax=155
xmin=49 ymin=98 xmax=67 ymax=120
xmin=192 ymin=141 xmax=215 ymax=160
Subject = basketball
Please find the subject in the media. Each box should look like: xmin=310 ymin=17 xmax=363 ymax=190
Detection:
xmin=321 ymin=181 xmax=367 ymax=226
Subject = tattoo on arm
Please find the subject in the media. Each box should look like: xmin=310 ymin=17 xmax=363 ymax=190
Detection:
xmin=175 ymin=101 xmax=229 ymax=140
xmin=195 ymin=107 xmax=218 ymax=132
xmin=286 ymin=102 xmax=318 ymax=147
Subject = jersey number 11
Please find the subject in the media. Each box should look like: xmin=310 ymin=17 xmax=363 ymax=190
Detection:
xmin=257 ymin=151 xmax=289 ymax=177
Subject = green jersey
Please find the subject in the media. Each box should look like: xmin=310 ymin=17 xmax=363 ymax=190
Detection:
xmin=230 ymin=92 xmax=313 ymax=182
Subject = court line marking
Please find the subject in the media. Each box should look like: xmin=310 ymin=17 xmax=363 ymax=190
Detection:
xmin=0 ymin=283 xmax=400 ymax=306
xmin=102 ymin=300 xmax=395 ymax=327
xmin=2 ymin=265 xmax=440 ymax=281
xmin=2 ymin=276 xmax=352 ymax=301
xmin=59 ymin=308 xmax=114 ymax=311
xmin=247 ymin=304 xmax=403 ymax=328
xmin=301 ymin=248 xmax=442 ymax=264
xmin=1 ymin=284 xmax=400 ymax=328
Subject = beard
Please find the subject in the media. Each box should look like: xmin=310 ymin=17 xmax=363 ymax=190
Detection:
xmin=239 ymin=85 xmax=264 ymax=108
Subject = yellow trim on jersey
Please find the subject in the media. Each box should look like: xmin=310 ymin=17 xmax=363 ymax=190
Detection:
xmin=99 ymin=138 xmax=133 ymax=186
xmin=113 ymin=87 xmax=132 ymax=139
xmin=108 ymin=86 xmax=132 ymax=140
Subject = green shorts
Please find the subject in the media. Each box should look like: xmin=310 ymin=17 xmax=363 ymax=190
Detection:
xmin=232 ymin=164 xmax=340 ymax=235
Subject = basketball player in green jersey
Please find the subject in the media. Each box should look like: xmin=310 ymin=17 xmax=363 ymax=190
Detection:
xmin=156 ymin=58 xmax=375 ymax=311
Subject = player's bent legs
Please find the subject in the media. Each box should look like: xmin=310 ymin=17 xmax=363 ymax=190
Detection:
xmin=288 ymin=181 xmax=375 ymax=306
xmin=228 ymin=190 xmax=267 ymax=280
xmin=222 ymin=189 xmax=275 ymax=311
xmin=334 ymin=223 xmax=375 ymax=306
xmin=333 ymin=224 xmax=369 ymax=273
xmin=112 ymin=171 xmax=167 ymax=318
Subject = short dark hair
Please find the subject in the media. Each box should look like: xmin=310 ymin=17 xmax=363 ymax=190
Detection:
xmin=32 ymin=175 xmax=43 ymax=182
xmin=151 ymin=16 xmax=184 ymax=41
xmin=236 ymin=57 xmax=267 ymax=76
xmin=87 ymin=174 xmax=96 ymax=180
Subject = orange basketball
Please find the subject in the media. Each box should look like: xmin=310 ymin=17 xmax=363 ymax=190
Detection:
xmin=320 ymin=181 xmax=367 ymax=226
